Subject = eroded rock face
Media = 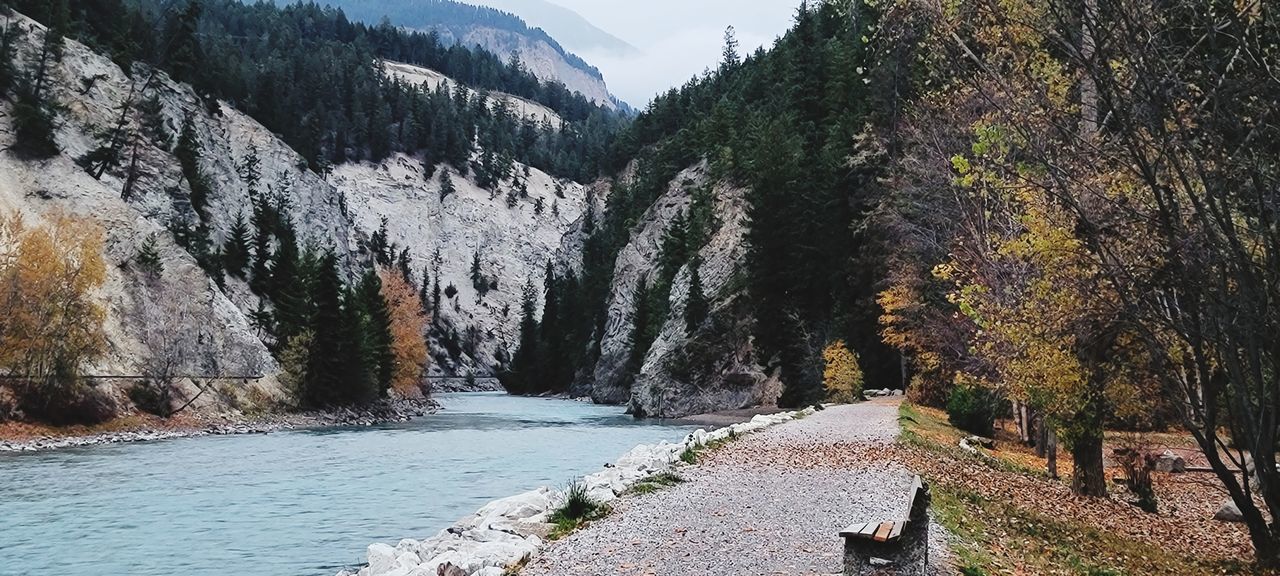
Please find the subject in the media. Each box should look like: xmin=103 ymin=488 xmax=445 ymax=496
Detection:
xmin=589 ymin=164 xmax=701 ymax=404
xmin=0 ymin=11 xmax=592 ymax=414
xmin=584 ymin=161 xmax=777 ymax=417
xmin=0 ymin=12 xmax=334 ymax=411
xmin=331 ymin=155 xmax=590 ymax=376
xmin=629 ymin=179 xmax=780 ymax=418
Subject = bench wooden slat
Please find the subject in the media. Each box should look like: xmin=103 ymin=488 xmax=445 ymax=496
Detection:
xmin=840 ymin=523 xmax=866 ymax=537
xmin=873 ymin=522 xmax=894 ymax=542
xmin=859 ymin=523 xmax=879 ymax=537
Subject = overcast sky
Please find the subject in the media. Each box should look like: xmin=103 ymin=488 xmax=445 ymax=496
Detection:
xmin=473 ymin=0 xmax=802 ymax=107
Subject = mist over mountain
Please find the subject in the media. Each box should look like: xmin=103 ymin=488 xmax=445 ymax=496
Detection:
xmin=471 ymin=0 xmax=638 ymax=57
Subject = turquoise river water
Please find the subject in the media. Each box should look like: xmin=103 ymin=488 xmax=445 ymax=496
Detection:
xmin=0 ymin=392 xmax=700 ymax=576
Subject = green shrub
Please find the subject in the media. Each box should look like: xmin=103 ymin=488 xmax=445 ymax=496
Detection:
xmin=946 ymin=385 xmax=997 ymax=437
xmin=548 ymin=480 xmax=606 ymax=539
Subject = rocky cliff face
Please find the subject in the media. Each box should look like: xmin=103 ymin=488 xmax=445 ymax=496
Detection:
xmin=453 ymin=27 xmax=614 ymax=110
xmin=629 ymin=180 xmax=781 ymax=418
xmin=0 ymin=12 xmax=304 ymax=413
xmin=588 ymin=164 xmax=697 ymax=403
xmin=0 ymin=12 xmax=591 ymax=414
xmin=586 ymin=162 xmax=778 ymax=416
xmin=331 ymin=154 xmax=588 ymax=377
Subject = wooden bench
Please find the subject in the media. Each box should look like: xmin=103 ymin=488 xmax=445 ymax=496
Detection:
xmin=839 ymin=475 xmax=930 ymax=575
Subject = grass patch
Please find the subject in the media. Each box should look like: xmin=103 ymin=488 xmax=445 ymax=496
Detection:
xmin=627 ymin=471 xmax=685 ymax=495
xmin=547 ymin=480 xmax=609 ymax=540
xmin=679 ymin=429 xmax=738 ymax=464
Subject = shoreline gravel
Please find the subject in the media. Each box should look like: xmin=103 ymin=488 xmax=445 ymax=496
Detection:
xmin=522 ymin=399 xmax=953 ymax=576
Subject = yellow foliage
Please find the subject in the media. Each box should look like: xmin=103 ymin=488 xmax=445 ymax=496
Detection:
xmin=0 ymin=210 xmax=107 ymax=392
xmin=822 ymin=340 xmax=863 ymax=403
xmin=378 ymin=269 xmax=429 ymax=396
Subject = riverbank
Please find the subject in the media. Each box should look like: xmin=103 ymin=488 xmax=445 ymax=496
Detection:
xmin=0 ymin=398 xmax=438 ymax=453
xmin=523 ymin=398 xmax=952 ymax=576
xmin=337 ymin=402 xmax=942 ymax=576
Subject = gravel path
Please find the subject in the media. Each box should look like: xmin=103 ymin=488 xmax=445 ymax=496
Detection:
xmin=523 ymin=400 xmax=952 ymax=576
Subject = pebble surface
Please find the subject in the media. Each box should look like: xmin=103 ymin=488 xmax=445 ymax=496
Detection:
xmin=522 ymin=400 xmax=953 ymax=576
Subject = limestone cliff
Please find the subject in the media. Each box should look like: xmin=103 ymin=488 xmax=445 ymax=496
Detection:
xmin=0 ymin=12 xmax=591 ymax=415
xmin=586 ymin=162 xmax=778 ymax=416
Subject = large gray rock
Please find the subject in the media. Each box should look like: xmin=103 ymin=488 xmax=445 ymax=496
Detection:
xmin=627 ymin=176 xmax=779 ymax=418
xmin=589 ymin=164 xmax=700 ymax=403
xmin=1214 ymin=499 xmax=1244 ymax=523
xmin=1154 ymin=450 xmax=1186 ymax=473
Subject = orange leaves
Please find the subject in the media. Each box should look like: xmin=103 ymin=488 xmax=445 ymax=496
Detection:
xmin=0 ymin=210 xmax=107 ymax=383
xmin=377 ymin=268 xmax=428 ymax=397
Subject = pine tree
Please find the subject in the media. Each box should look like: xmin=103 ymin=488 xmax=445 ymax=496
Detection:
xmin=396 ymin=247 xmax=413 ymax=285
xmin=165 ymin=0 xmax=202 ymax=82
xmin=685 ymin=257 xmax=708 ymax=332
xmin=369 ymin=217 xmax=391 ymax=266
xmin=419 ymin=265 xmax=431 ymax=312
xmin=721 ymin=25 xmax=740 ymax=70
xmin=249 ymin=199 xmax=274 ymax=294
xmin=174 ymin=114 xmax=211 ymax=218
xmin=135 ymin=233 xmax=163 ymax=278
xmin=438 ymin=168 xmax=456 ymax=201
xmin=470 ymin=250 xmax=486 ymax=294
xmin=223 ymin=212 xmax=251 ymax=278
xmin=10 ymin=17 xmax=64 ymax=159
xmin=0 ymin=19 xmax=20 ymax=96
xmin=358 ymin=270 xmax=394 ymax=395
xmin=502 ymin=278 xmax=539 ymax=394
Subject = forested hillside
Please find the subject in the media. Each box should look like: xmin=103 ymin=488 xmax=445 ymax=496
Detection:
xmin=0 ymin=0 xmax=608 ymax=423
xmin=501 ymin=0 xmax=1280 ymax=566
xmin=503 ymin=4 xmax=906 ymax=408
xmin=10 ymin=0 xmax=625 ymax=181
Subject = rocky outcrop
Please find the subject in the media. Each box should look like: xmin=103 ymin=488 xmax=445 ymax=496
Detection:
xmin=0 ymin=10 xmax=591 ymax=416
xmin=0 ymin=12 xmax=323 ymax=412
xmin=449 ymin=27 xmax=614 ymax=110
xmin=629 ymin=178 xmax=781 ymax=418
xmin=585 ymin=161 xmax=778 ymax=417
xmin=331 ymin=154 xmax=589 ymax=376
xmin=588 ymin=164 xmax=701 ymax=403
xmin=338 ymin=406 xmax=817 ymax=576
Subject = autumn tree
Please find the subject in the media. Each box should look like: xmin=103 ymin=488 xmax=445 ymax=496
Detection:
xmin=378 ymin=268 xmax=428 ymax=397
xmin=822 ymin=340 xmax=863 ymax=403
xmin=0 ymin=210 xmax=108 ymax=423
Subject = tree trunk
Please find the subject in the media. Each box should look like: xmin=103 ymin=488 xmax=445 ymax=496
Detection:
xmin=1070 ymin=431 xmax=1106 ymax=496
xmin=1046 ymin=424 xmax=1058 ymax=480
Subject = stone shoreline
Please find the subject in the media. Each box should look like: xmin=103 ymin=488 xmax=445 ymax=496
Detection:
xmin=0 ymin=398 xmax=438 ymax=454
xmin=338 ymin=406 xmax=818 ymax=576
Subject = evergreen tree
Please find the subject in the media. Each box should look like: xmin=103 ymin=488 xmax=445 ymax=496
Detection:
xmin=223 ymin=212 xmax=251 ymax=278
xmin=502 ymin=278 xmax=539 ymax=394
xmin=174 ymin=114 xmax=211 ymax=218
xmin=135 ymin=233 xmax=163 ymax=278
xmin=369 ymin=217 xmax=391 ymax=266
xmin=419 ymin=265 xmax=431 ymax=312
xmin=438 ymin=168 xmax=456 ymax=201
xmin=10 ymin=16 xmax=64 ymax=159
xmin=685 ymin=257 xmax=708 ymax=332
xmin=249 ymin=199 xmax=274 ymax=294
xmin=721 ymin=25 xmax=740 ymax=70
xmin=165 ymin=0 xmax=202 ymax=82
xmin=358 ymin=270 xmax=395 ymax=394
xmin=396 ymin=247 xmax=413 ymax=285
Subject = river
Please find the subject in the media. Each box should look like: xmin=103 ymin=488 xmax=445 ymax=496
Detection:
xmin=0 ymin=392 xmax=700 ymax=576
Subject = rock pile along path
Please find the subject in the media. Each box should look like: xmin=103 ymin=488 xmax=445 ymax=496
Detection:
xmin=523 ymin=399 xmax=952 ymax=576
